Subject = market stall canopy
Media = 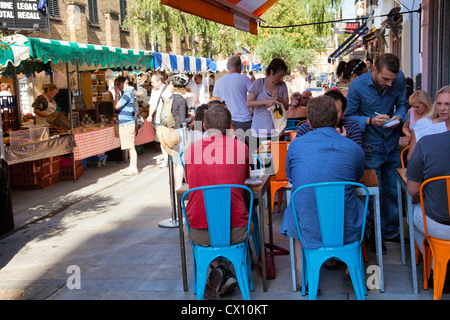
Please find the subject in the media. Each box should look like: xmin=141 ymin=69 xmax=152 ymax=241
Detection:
xmin=209 ymin=60 xmax=263 ymax=72
xmin=0 ymin=42 xmax=31 ymax=68
xmin=153 ymin=52 xmax=212 ymax=73
xmin=160 ymin=0 xmax=279 ymax=35
xmin=24 ymin=37 xmax=154 ymax=72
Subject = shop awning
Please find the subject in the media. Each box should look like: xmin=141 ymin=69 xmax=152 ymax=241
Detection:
xmin=0 ymin=42 xmax=31 ymax=68
xmin=25 ymin=37 xmax=154 ymax=71
xmin=160 ymin=0 xmax=279 ymax=35
xmin=153 ymin=52 xmax=212 ymax=73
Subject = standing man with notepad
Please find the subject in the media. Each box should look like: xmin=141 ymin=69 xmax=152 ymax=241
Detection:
xmin=345 ymin=53 xmax=409 ymax=251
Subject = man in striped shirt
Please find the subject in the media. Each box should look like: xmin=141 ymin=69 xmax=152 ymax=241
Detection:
xmin=114 ymin=76 xmax=139 ymax=176
xmin=295 ymin=90 xmax=362 ymax=148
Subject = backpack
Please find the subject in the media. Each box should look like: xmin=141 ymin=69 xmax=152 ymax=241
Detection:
xmin=131 ymin=91 xmax=144 ymax=134
xmin=157 ymin=86 xmax=175 ymax=128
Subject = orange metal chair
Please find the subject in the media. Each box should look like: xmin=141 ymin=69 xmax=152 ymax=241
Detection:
xmin=296 ymin=119 xmax=307 ymax=126
xmin=420 ymin=175 xmax=450 ymax=300
xmin=257 ymin=141 xmax=289 ymax=214
xmin=401 ymin=146 xmax=410 ymax=169
xmin=278 ymin=131 xmax=297 ymax=142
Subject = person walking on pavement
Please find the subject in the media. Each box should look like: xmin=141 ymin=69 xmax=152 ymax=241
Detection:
xmin=114 ymin=76 xmax=139 ymax=176
xmin=345 ymin=53 xmax=409 ymax=251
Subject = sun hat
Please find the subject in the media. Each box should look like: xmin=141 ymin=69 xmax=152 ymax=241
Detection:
xmin=156 ymin=126 xmax=181 ymax=156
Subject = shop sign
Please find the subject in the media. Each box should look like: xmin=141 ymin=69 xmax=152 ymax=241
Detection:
xmin=334 ymin=21 xmax=360 ymax=34
xmin=0 ymin=0 xmax=47 ymax=31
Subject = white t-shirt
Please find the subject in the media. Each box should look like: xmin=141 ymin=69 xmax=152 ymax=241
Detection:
xmin=413 ymin=117 xmax=447 ymax=142
xmin=187 ymin=80 xmax=207 ymax=106
xmin=149 ymin=86 xmax=172 ymax=125
xmin=212 ymin=73 xmax=252 ymax=122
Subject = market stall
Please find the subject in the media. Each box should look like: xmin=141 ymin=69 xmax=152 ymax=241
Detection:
xmin=2 ymin=36 xmax=218 ymax=188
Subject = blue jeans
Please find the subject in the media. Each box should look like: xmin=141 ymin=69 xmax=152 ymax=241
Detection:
xmin=363 ymin=146 xmax=401 ymax=239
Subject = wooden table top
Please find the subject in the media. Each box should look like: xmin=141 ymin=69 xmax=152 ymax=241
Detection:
xmin=396 ymin=168 xmax=407 ymax=183
xmin=359 ymin=169 xmax=379 ymax=188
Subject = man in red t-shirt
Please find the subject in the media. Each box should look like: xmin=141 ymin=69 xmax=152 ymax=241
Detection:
xmin=184 ymin=104 xmax=251 ymax=299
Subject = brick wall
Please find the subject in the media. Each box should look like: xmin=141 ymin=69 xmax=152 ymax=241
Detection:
xmin=28 ymin=0 xmax=148 ymax=51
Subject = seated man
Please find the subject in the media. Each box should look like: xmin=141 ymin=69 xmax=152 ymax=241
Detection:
xmin=280 ymin=95 xmax=366 ymax=288
xmin=184 ymin=104 xmax=251 ymax=299
xmin=406 ymin=131 xmax=450 ymax=253
xmin=296 ymin=90 xmax=362 ymax=147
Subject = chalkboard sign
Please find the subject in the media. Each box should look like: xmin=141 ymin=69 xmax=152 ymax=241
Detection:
xmin=70 ymin=112 xmax=80 ymax=128
xmin=74 ymin=96 xmax=86 ymax=110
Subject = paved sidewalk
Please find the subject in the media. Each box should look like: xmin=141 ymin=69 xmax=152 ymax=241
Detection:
xmin=0 ymin=145 xmax=445 ymax=300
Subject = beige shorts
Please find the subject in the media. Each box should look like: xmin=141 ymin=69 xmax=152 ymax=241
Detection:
xmin=185 ymin=222 xmax=254 ymax=247
xmin=119 ymin=123 xmax=135 ymax=150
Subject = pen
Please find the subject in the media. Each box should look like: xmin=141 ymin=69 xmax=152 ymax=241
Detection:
xmin=374 ymin=112 xmax=390 ymax=120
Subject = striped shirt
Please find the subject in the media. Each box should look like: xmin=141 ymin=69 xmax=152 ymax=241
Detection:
xmin=118 ymin=87 xmax=136 ymax=127
xmin=296 ymin=117 xmax=363 ymax=147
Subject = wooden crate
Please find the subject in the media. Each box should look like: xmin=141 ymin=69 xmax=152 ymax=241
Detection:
xmin=59 ymin=163 xmax=84 ymax=181
xmin=9 ymin=156 xmax=61 ymax=188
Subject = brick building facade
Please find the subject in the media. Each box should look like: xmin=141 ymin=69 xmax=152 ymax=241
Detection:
xmin=29 ymin=0 xmax=149 ymax=51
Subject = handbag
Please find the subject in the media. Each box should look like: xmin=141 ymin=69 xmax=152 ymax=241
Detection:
xmin=267 ymin=102 xmax=287 ymax=134
xmin=258 ymin=243 xmax=289 ymax=279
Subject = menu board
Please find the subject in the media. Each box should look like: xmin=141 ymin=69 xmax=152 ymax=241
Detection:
xmin=0 ymin=0 xmax=47 ymax=31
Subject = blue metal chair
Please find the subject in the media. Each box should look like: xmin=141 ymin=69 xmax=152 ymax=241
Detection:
xmin=290 ymin=181 xmax=369 ymax=300
xmin=181 ymin=184 xmax=255 ymax=300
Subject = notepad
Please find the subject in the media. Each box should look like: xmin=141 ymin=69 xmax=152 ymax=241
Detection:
xmin=383 ymin=119 xmax=400 ymax=127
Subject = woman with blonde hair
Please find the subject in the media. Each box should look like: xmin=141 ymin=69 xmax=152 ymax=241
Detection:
xmin=407 ymin=86 xmax=450 ymax=162
xmin=32 ymin=83 xmax=59 ymax=125
xmin=402 ymin=90 xmax=433 ymax=138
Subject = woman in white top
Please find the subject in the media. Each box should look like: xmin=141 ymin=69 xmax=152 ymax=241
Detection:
xmin=32 ymin=83 xmax=59 ymax=125
xmin=402 ymin=90 xmax=432 ymax=138
xmin=247 ymin=58 xmax=289 ymax=145
xmin=407 ymin=86 xmax=450 ymax=162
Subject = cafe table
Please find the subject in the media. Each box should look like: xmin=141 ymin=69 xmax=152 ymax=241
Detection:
xmin=396 ymin=168 xmax=418 ymax=294
xmin=286 ymin=169 xmax=385 ymax=293
xmin=176 ymin=174 xmax=273 ymax=292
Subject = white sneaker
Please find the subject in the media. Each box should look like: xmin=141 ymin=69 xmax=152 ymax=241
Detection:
xmin=122 ymin=168 xmax=138 ymax=176
xmin=159 ymin=162 xmax=167 ymax=168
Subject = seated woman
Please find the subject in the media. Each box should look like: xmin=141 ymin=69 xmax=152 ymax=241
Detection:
xmin=407 ymin=86 xmax=450 ymax=162
xmin=286 ymin=91 xmax=307 ymax=121
xmin=330 ymin=59 xmax=367 ymax=97
xmin=402 ymin=90 xmax=432 ymax=138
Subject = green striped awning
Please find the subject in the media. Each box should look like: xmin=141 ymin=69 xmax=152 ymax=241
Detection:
xmin=25 ymin=38 xmax=154 ymax=71
xmin=0 ymin=42 xmax=31 ymax=68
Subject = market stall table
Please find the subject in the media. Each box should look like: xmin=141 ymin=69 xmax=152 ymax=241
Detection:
xmin=73 ymin=121 xmax=156 ymax=161
xmin=4 ymin=134 xmax=76 ymax=165
xmin=176 ymin=174 xmax=273 ymax=293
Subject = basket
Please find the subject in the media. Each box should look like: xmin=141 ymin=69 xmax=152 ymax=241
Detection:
xmin=46 ymin=111 xmax=72 ymax=130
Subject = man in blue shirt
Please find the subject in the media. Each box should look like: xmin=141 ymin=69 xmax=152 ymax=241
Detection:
xmin=114 ymin=76 xmax=138 ymax=176
xmin=281 ymin=95 xmax=365 ymax=284
xmin=345 ymin=53 xmax=409 ymax=246
xmin=296 ymin=89 xmax=363 ymax=147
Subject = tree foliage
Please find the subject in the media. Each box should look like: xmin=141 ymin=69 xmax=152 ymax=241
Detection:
xmin=124 ymin=0 xmax=343 ymax=66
